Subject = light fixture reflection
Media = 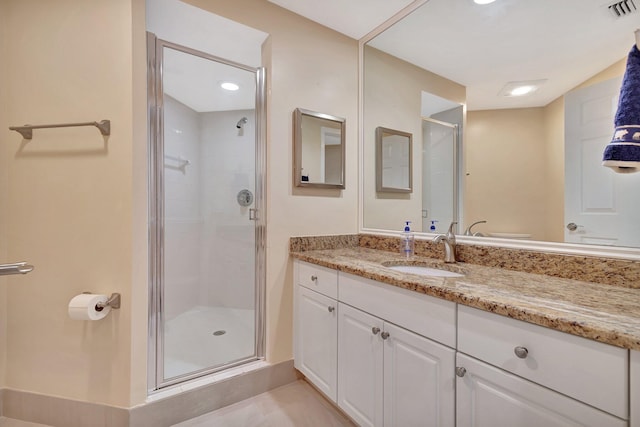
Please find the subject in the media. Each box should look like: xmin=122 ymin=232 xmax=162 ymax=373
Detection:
xmin=221 ymin=82 xmax=240 ymax=91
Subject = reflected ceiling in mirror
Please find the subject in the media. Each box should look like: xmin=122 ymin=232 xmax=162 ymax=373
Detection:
xmin=362 ymin=0 xmax=640 ymax=251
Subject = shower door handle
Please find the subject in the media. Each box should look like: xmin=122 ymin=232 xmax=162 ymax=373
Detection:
xmin=249 ymin=208 xmax=258 ymax=221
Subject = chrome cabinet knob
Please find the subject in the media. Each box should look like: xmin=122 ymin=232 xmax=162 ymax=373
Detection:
xmin=310 ymin=275 xmax=318 ymax=282
xmin=372 ymin=327 xmax=380 ymax=335
xmin=514 ymin=346 xmax=529 ymax=359
xmin=381 ymin=331 xmax=390 ymax=340
xmin=456 ymin=367 xmax=467 ymax=377
xmin=327 ymin=306 xmax=335 ymax=313
xmin=566 ymin=222 xmax=578 ymax=231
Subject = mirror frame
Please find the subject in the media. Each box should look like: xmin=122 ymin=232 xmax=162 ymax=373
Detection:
xmin=357 ymin=0 xmax=640 ymax=261
xmin=293 ymin=107 xmax=346 ymax=189
xmin=375 ymin=126 xmax=413 ymax=193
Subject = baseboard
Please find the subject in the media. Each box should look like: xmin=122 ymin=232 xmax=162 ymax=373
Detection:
xmin=1 ymin=359 xmax=298 ymax=427
xmin=1 ymin=388 xmax=129 ymax=426
xmin=130 ymin=359 xmax=298 ymax=427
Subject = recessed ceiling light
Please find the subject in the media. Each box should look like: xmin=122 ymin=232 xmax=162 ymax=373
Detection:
xmin=499 ymin=80 xmax=547 ymax=97
xmin=220 ymin=82 xmax=239 ymax=91
xmin=509 ymin=85 xmax=536 ymax=96
xmin=474 ymin=0 xmax=496 ymax=4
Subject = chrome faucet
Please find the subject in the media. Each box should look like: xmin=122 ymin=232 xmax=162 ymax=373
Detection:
xmin=433 ymin=221 xmax=457 ymax=263
xmin=464 ymin=220 xmax=487 ymax=236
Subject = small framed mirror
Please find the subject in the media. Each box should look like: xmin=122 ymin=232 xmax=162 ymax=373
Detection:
xmin=376 ymin=126 xmax=412 ymax=193
xmin=293 ymin=108 xmax=346 ymax=189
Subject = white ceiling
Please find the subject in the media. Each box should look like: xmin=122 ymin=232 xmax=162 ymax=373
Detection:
xmin=270 ymin=0 xmax=640 ymax=110
xmin=267 ymin=0 xmax=416 ymax=39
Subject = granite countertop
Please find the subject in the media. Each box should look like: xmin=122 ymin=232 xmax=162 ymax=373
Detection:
xmin=291 ymin=247 xmax=640 ymax=351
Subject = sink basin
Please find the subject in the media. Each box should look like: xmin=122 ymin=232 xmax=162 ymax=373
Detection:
xmin=386 ymin=265 xmax=464 ymax=278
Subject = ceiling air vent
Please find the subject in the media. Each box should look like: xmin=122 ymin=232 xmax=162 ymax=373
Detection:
xmin=608 ymin=0 xmax=637 ymax=17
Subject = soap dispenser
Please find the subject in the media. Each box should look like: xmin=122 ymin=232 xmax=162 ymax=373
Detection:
xmin=401 ymin=221 xmax=415 ymax=258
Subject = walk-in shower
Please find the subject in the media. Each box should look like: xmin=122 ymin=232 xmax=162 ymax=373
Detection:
xmin=147 ymin=33 xmax=266 ymax=390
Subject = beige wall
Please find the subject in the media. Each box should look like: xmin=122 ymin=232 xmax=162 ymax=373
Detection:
xmin=0 ymin=0 xmax=8 ymax=388
xmin=1 ymin=0 xmax=359 ymax=409
xmin=465 ymin=108 xmax=551 ymax=240
xmin=363 ymin=46 xmax=465 ymax=231
xmin=0 ymin=0 xmax=143 ymax=407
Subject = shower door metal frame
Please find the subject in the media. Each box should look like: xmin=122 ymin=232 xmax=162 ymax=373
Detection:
xmin=146 ymin=33 xmax=267 ymax=392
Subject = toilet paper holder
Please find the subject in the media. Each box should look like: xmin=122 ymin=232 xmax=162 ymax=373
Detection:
xmin=83 ymin=292 xmax=121 ymax=311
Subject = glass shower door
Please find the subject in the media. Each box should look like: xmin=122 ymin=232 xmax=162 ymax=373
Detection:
xmin=148 ymin=34 xmax=265 ymax=389
xmin=422 ymin=118 xmax=459 ymax=233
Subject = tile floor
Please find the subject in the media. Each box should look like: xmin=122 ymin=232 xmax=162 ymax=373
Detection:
xmin=173 ymin=380 xmax=356 ymax=427
xmin=1 ymin=380 xmax=354 ymax=427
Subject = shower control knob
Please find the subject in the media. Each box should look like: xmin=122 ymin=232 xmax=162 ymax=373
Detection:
xmin=236 ymin=189 xmax=254 ymax=207
xmin=327 ymin=306 xmax=335 ymax=313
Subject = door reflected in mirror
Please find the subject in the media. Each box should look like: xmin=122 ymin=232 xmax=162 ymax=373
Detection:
xmin=293 ymin=108 xmax=345 ymax=189
xmin=376 ymin=127 xmax=412 ymax=193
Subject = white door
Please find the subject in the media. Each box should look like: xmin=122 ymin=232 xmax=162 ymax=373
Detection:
xmin=294 ymin=285 xmax=337 ymax=401
xmin=565 ymin=76 xmax=640 ymax=247
xmin=338 ymin=303 xmax=384 ymax=427
xmin=383 ymin=322 xmax=456 ymax=427
xmin=456 ymin=354 xmax=626 ymax=427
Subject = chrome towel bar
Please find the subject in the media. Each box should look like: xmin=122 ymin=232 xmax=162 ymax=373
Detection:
xmin=0 ymin=261 xmax=34 ymax=276
xmin=9 ymin=120 xmax=111 ymax=139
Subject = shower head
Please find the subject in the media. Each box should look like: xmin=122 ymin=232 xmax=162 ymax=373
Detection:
xmin=236 ymin=117 xmax=248 ymax=129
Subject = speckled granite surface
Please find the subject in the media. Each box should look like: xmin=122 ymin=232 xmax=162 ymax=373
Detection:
xmin=291 ymin=234 xmax=640 ymax=288
xmin=290 ymin=238 xmax=640 ymax=350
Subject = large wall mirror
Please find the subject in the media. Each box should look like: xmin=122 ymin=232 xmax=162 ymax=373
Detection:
xmin=362 ymin=0 xmax=640 ymax=254
xmin=294 ymin=108 xmax=346 ymax=189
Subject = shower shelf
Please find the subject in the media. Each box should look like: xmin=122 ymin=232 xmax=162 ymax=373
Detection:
xmin=9 ymin=120 xmax=111 ymax=139
xmin=164 ymin=155 xmax=191 ymax=168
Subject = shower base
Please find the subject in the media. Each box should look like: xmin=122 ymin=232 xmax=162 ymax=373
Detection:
xmin=164 ymin=306 xmax=255 ymax=380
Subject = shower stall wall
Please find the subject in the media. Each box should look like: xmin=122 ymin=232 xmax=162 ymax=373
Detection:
xmin=148 ymin=34 xmax=266 ymax=390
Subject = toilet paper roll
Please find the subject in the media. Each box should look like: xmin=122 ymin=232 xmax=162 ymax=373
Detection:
xmin=68 ymin=294 xmax=111 ymax=321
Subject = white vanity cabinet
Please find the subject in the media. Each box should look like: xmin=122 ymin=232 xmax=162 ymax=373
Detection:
xmin=293 ymin=261 xmax=338 ymax=401
xmin=337 ymin=272 xmax=456 ymax=427
xmin=457 ymin=305 xmax=628 ymax=427
xmin=338 ymin=302 xmax=455 ymax=427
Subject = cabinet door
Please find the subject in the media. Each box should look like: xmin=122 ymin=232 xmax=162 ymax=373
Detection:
xmin=456 ymin=354 xmax=627 ymax=427
xmin=294 ymin=285 xmax=337 ymax=401
xmin=383 ymin=323 xmax=455 ymax=427
xmin=338 ymin=303 xmax=384 ymax=427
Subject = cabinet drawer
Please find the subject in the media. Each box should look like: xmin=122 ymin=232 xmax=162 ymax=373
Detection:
xmin=458 ymin=305 xmax=628 ymax=419
xmin=295 ymin=260 xmax=338 ymax=299
xmin=339 ymin=272 xmax=456 ymax=347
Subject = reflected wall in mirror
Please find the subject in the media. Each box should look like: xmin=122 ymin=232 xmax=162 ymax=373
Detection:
xmin=293 ymin=108 xmax=345 ymax=189
xmin=362 ymin=0 xmax=640 ymax=249
xmin=376 ymin=126 xmax=412 ymax=193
